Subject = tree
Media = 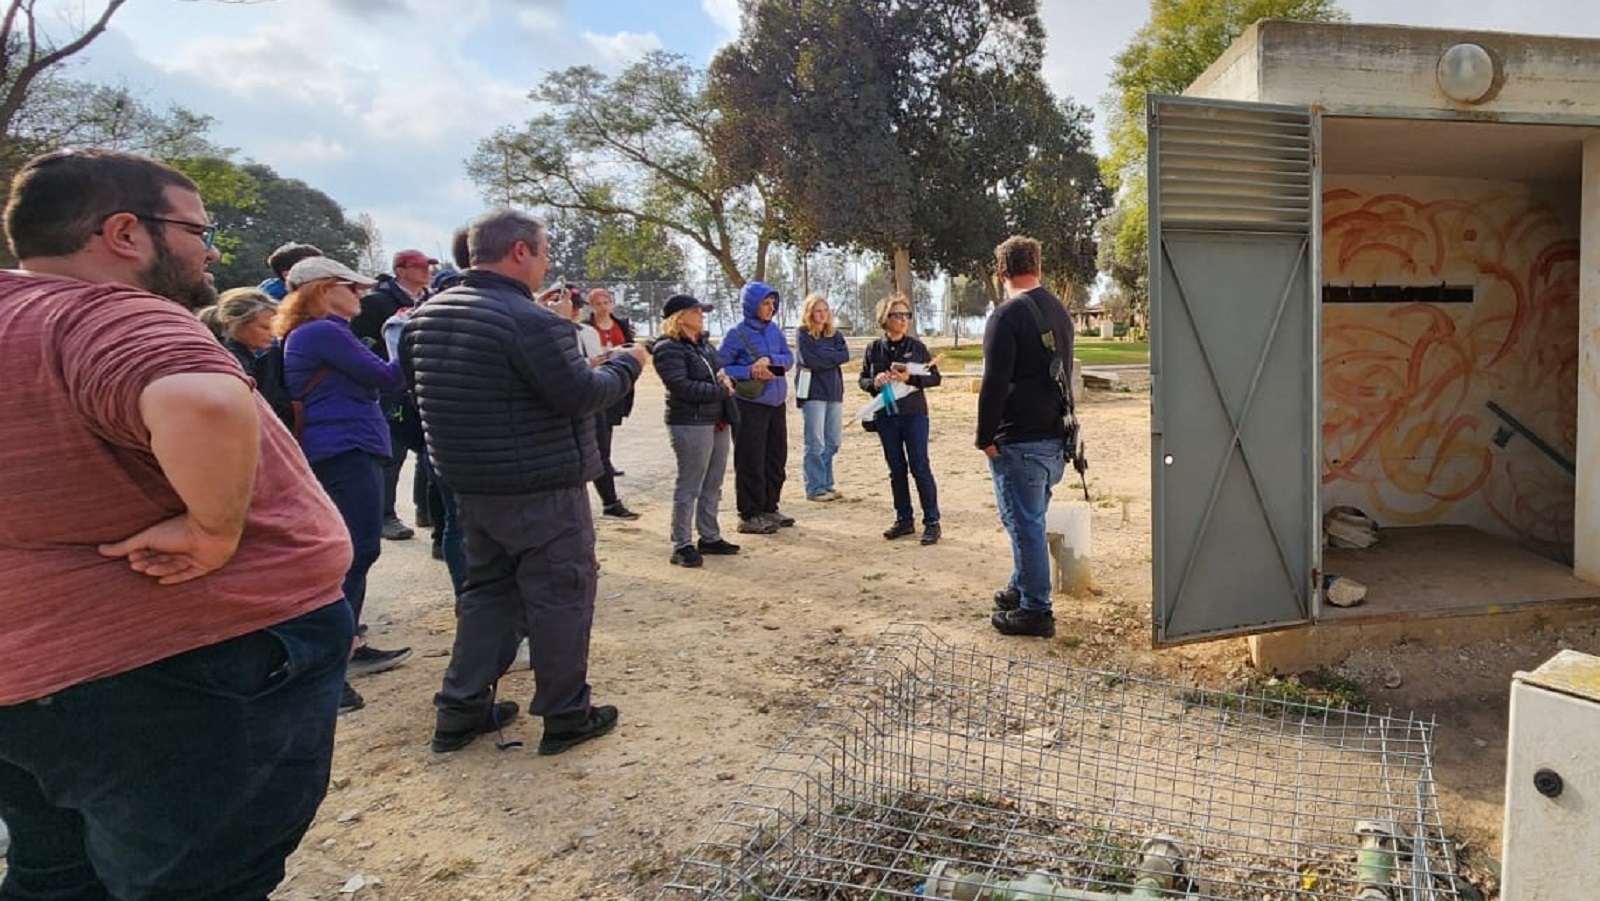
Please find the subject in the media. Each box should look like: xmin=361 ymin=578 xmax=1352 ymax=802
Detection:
xmin=710 ymin=0 xmax=1061 ymax=296
xmin=1099 ymin=0 xmax=1344 ymax=314
xmin=208 ymin=162 xmax=370 ymax=290
xmin=587 ymin=216 xmax=687 ymax=325
xmin=353 ymin=212 xmax=386 ymax=275
xmin=467 ymin=52 xmax=777 ymax=289
xmin=0 ymin=1 xmax=129 ymax=149
xmin=544 ymin=208 xmax=600 ymax=283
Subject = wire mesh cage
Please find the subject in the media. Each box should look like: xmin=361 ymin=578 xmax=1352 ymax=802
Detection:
xmin=662 ymin=624 xmax=1465 ymax=901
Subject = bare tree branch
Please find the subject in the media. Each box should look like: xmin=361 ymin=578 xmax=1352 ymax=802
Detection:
xmin=0 ymin=0 xmax=128 ymax=140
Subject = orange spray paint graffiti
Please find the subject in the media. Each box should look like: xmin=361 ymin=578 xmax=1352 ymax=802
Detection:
xmin=1321 ymin=181 xmax=1578 ymax=554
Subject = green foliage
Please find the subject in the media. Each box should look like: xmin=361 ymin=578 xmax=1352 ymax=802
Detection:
xmin=1102 ymin=0 xmax=1346 ymax=193
xmin=544 ymin=208 xmax=600 ymax=283
xmin=712 ymin=0 xmax=1101 ymax=295
xmin=208 ymin=162 xmax=370 ymax=290
xmin=588 ymin=217 xmax=686 ymax=285
xmin=467 ymin=52 xmax=773 ymax=289
xmin=949 ymin=275 xmax=991 ymax=321
xmin=1099 ymin=0 xmax=1344 ymax=324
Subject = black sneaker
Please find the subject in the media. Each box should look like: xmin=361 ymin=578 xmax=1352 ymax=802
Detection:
xmin=338 ymin=682 xmax=365 ymax=715
xmin=764 ymin=511 xmax=796 ymax=528
xmin=415 ymin=506 xmax=433 ymax=529
xmin=883 ymin=520 xmax=915 ymax=540
xmin=990 ymin=607 xmax=1055 ymax=638
xmin=993 ymin=586 xmax=1021 ymax=611
xmin=348 ymin=645 xmax=412 ymax=678
xmin=610 ymin=468 xmax=626 ymax=478
xmin=431 ymin=538 xmax=444 ymax=560
xmin=670 ymin=545 xmax=703 ymax=568
xmin=920 ymin=522 xmax=941 ymax=545
xmin=539 ymin=704 xmax=619 ymax=756
xmin=697 ymin=538 xmax=741 ymax=555
xmin=602 ymin=501 xmax=641 ymax=520
xmin=381 ymin=516 xmax=415 ymax=541
xmin=432 ymin=700 xmax=521 ymax=753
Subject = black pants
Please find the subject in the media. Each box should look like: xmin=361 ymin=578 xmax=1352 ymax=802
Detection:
xmin=591 ymin=414 xmax=619 ymax=507
xmin=434 ymin=488 xmax=597 ymax=732
xmin=732 ymin=400 xmax=787 ymax=519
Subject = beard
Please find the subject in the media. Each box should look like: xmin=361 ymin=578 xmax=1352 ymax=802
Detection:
xmin=137 ymin=231 xmax=217 ymax=311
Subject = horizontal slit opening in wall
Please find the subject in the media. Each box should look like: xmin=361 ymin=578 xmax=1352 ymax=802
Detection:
xmin=1321 ymin=284 xmax=1475 ymax=304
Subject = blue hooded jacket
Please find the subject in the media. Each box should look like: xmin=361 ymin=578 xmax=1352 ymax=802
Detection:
xmin=719 ymin=281 xmax=794 ymax=407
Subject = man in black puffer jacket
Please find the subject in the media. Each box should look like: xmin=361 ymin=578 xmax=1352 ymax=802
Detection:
xmin=400 ymin=208 xmax=647 ymax=757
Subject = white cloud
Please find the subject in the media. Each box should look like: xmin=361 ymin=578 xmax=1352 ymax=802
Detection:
xmin=701 ymin=0 xmax=740 ymax=39
xmin=261 ymin=135 xmax=354 ymax=164
xmin=519 ymin=7 xmax=561 ymax=33
xmin=582 ymin=30 xmax=665 ymax=66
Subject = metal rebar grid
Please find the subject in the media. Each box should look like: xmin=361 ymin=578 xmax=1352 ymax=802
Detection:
xmin=661 ymin=624 xmax=1464 ymax=901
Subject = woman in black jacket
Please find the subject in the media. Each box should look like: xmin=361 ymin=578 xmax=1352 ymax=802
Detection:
xmin=860 ymin=293 xmax=942 ymax=545
xmin=196 ymin=287 xmax=295 ymax=431
xmin=651 ymin=294 xmax=741 ymax=568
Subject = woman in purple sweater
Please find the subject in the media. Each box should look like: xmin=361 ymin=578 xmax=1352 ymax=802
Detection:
xmin=276 ymin=257 xmax=410 ymax=713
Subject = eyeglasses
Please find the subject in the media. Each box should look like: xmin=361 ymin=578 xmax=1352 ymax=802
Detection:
xmin=886 ymin=312 xmax=912 ymax=320
xmin=138 ymin=214 xmax=217 ymax=249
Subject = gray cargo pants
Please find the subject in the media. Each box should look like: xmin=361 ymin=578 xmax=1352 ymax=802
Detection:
xmin=434 ymin=486 xmax=596 ymax=732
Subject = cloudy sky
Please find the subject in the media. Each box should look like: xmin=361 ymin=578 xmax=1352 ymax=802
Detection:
xmin=43 ymin=0 xmax=1600 ymax=274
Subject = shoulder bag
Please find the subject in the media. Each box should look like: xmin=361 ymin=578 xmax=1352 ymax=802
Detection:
xmin=731 ymin=327 xmax=767 ymax=400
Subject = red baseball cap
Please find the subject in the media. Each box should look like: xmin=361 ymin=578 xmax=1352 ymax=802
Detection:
xmin=393 ymin=249 xmax=438 ymax=270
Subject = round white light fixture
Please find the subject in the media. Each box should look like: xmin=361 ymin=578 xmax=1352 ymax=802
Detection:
xmin=1437 ymin=43 xmax=1496 ymax=104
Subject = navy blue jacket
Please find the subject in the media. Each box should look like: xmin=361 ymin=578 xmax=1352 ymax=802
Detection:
xmin=794 ymin=328 xmax=850 ymax=404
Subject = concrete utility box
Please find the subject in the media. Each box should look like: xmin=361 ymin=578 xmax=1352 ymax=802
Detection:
xmin=1148 ymin=21 xmax=1600 ymax=662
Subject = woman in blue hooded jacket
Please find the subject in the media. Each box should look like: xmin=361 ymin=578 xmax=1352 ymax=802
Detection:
xmin=719 ymin=281 xmax=795 ymax=534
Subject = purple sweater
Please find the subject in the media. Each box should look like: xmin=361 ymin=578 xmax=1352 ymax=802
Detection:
xmin=283 ymin=316 xmax=405 ymax=464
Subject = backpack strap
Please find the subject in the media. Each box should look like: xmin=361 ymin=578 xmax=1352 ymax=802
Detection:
xmin=734 ymin=325 xmax=760 ymax=361
xmin=289 ymin=366 xmax=333 ymax=441
xmin=1012 ymin=291 xmax=1074 ymax=411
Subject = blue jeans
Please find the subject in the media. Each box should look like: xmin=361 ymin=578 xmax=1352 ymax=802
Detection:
xmin=990 ymin=439 xmax=1065 ymax=612
xmin=876 ymin=413 xmax=939 ymax=525
xmin=311 ymin=450 xmax=385 ymax=625
xmin=0 ymin=600 xmax=352 ymax=900
xmin=800 ymin=400 xmax=842 ymax=497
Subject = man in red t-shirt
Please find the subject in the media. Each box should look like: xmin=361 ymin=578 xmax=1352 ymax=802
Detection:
xmin=0 ymin=150 xmax=354 ymax=899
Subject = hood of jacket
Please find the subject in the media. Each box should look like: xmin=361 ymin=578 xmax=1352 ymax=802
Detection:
xmin=740 ymin=281 xmax=779 ymax=324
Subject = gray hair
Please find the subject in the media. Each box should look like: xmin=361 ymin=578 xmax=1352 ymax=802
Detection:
xmin=197 ymin=287 xmax=277 ymax=339
xmin=468 ymin=208 xmax=545 ymax=267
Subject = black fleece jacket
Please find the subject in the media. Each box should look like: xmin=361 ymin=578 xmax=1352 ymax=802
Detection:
xmin=975 ymin=286 xmax=1075 ymax=449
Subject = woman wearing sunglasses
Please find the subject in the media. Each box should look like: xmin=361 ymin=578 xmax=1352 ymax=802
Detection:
xmin=859 ymin=294 xmax=942 ymax=546
xmin=276 ymin=256 xmax=411 ymax=714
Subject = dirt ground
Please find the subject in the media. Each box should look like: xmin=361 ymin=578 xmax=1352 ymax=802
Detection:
xmin=258 ymin=359 xmax=1590 ymax=900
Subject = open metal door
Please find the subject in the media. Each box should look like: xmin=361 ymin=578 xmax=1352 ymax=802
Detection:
xmin=1149 ymin=95 xmax=1319 ymax=646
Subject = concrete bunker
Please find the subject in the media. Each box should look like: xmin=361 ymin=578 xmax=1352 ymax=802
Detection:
xmin=1148 ymin=20 xmax=1600 ymax=667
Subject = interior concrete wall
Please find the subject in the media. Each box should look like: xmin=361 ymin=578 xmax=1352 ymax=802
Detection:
xmin=1320 ymin=175 xmax=1580 ymax=560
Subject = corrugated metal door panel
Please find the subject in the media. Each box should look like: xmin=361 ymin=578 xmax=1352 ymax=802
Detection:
xmin=1149 ymin=95 xmax=1320 ymax=646
xmin=1153 ymin=98 xmax=1315 ymax=231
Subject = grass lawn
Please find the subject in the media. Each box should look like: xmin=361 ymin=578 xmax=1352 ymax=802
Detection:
xmin=938 ymin=339 xmax=1149 ymax=367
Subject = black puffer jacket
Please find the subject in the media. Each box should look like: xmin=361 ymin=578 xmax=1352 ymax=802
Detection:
xmin=652 ymin=333 xmax=733 ymax=427
xmin=399 ymin=270 xmax=642 ymax=495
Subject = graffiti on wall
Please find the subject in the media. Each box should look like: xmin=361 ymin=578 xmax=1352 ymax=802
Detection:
xmin=1321 ymin=180 xmax=1578 ymax=555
